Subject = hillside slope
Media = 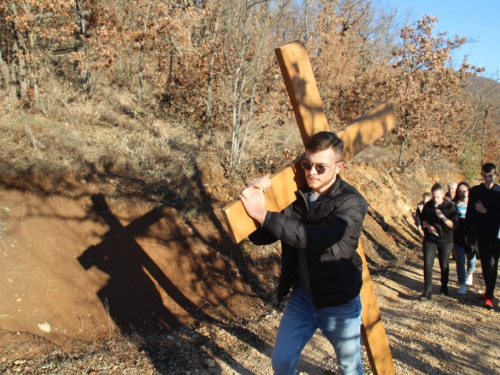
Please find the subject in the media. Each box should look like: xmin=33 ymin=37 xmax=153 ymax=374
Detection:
xmin=1 ymin=113 xmax=500 ymax=374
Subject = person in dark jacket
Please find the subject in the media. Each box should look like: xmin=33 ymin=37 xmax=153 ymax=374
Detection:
xmin=446 ymin=181 xmax=458 ymax=260
xmin=416 ymin=192 xmax=431 ymax=234
xmin=464 ymin=163 xmax=500 ymax=309
xmin=418 ymin=183 xmax=458 ymax=301
xmin=239 ymin=131 xmax=367 ymax=375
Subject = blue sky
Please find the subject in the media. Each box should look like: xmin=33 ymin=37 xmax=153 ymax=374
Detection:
xmin=391 ymin=0 xmax=500 ymax=77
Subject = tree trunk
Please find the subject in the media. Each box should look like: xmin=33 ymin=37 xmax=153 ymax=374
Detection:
xmin=138 ymin=0 xmax=152 ymax=107
xmin=481 ymin=107 xmax=489 ymax=165
xmin=0 ymin=49 xmax=17 ymax=102
xmin=229 ymin=45 xmax=246 ymax=172
xmin=205 ymin=16 xmax=219 ymax=130
xmin=28 ymin=29 xmax=39 ymax=103
xmin=8 ymin=3 xmax=28 ymax=102
xmin=138 ymin=50 xmax=144 ymax=106
xmin=398 ymin=136 xmax=406 ymax=167
xmin=0 ymin=50 xmax=9 ymax=87
xmin=11 ymin=36 xmax=29 ymax=102
xmin=304 ymin=0 xmax=309 ymax=43
xmin=75 ymin=0 xmax=92 ymax=96
xmin=236 ymin=35 xmax=264 ymax=168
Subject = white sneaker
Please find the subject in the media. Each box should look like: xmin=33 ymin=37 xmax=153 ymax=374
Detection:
xmin=465 ymin=273 xmax=473 ymax=286
xmin=458 ymin=284 xmax=467 ymax=295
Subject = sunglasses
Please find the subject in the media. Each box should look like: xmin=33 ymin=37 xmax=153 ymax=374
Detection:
xmin=301 ymin=160 xmax=336 ymax=175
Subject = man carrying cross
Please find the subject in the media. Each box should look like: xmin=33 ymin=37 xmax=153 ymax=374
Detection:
xmin=239 ymin=131 xmax=367 ymax=375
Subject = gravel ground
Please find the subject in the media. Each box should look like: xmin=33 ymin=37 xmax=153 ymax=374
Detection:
xmin=2 ymin=252 xmax=500 ymax=374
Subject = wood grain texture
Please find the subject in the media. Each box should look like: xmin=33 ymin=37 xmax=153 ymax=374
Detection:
xmin=358 ymin=241 xmax=396 ymax=375
xmin=222 ymin=100 xmax=395 ymax=243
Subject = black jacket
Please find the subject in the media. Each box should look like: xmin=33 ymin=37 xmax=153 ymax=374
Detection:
xmin=421 ymin=199 xmax=458 ymax=243
xmin=249 ymin=175 xmax=368 ymax=308
xmin=464 ymin=183 xmax=500 ymax=237
xmin=415 ymin=201 xmax=425 ymax=228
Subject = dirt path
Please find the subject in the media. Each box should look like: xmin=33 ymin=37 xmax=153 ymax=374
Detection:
xmin=208 ymin=258 xmax=500 ymax=375
xmin=2 ymin=183 xmax=500 ymax=374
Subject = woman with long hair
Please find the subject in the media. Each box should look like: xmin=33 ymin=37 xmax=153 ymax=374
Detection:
xmin=454 ymin=181 xmax=476 ymax=294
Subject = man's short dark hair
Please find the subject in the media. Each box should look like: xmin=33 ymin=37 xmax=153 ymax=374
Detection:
xmin=423 ymin=192 xmax=431 ymax=199
xmin=482 ymin=163 xmax=497 ymax=173
xmin=306 ymin=131 xmax=344 ymax=159
xmin=431 ymin=183 xmax=444 ymax=193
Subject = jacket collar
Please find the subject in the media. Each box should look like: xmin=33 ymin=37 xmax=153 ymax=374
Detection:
xmin=298 ymin=174 xmax=344 ymax=200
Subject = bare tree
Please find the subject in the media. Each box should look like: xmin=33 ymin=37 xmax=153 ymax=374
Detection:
xmin=0 ymin=0 xmax=76 ymax=104
xmin=468 ymin=76 xmax=500 ymax=165
xmin=212 ymin=0 xmax=291 ymax=172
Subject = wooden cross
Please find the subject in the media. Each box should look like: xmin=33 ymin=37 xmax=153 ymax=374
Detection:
xmin=222 ymin=41 xmax=396 ymax=375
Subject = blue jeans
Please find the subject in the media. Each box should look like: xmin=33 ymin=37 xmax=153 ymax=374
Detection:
xmin=455 ymin=244 xmax=476 ymax=283
xmin=272 ymin=287 xmax=364 ymax=375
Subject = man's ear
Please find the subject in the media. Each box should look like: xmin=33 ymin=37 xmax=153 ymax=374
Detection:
xmin=336 ymin=161 xmax=346 ymax=173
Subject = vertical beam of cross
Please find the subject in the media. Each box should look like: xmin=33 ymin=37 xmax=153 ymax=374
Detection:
xmin=222 ymin=41 xmax=396 ymax=375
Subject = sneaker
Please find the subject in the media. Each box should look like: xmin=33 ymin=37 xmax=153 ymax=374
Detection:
xmin=481 ymin=293 xmax=490 ymax=301
xmin=419 ymin=291 xmax=432 ymax=301
xmin=484 ymin=296 xmax=494 ymax=309
xmin=458 ymin=284 xmax=467 ymax=295
xmin=465 ymin=273 xmax=473 ymax=286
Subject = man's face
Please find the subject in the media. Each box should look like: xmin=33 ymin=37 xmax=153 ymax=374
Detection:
xmin=304 ymin=148 xmax=344 ymax=194
xmin=432 ymin=189 xmax=445 ymax=205
xmin=423 ymin=195 xmax=431 ymax=203
xmin=481 ymin=169 xmax=497 ymax=186
xmin=448 ymin=184 xmax=457 ymax=198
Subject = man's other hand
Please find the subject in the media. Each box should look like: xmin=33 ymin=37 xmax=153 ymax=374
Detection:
xmin=476 ymin=200 xmax=487 ymax=214
xmin=247 ymin=175 xmax=272 ymax=193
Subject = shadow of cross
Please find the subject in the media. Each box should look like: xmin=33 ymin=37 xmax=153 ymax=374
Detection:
xmin=222 ymin=41 xmax=397 ymax=375
xmin=78 ymin=193 xmax=273 ymax=373
xmin=78 ymin=193 xmax=185 ymax=331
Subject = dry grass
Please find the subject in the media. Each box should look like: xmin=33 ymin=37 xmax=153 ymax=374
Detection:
xmin=1 ymin=70 xmax=305 ymax=197
xmin=0 ymin=100 xmax=201 ymax=197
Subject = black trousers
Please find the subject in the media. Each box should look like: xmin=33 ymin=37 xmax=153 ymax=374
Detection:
xmin=477 ymin=233 xmax=500 ymax=297
xmin=423 ymin=239 xmax=454 ymax=293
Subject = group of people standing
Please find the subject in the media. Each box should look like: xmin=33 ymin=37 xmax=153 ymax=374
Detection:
xmin=415 ymin=163 xmax=500 ymax=309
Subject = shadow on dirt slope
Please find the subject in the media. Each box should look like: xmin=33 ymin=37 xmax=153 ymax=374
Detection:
xmin=0 ymin=153 xmax=326 ymax=373
xmin=4 ymin=158 xmax=500 ymax=374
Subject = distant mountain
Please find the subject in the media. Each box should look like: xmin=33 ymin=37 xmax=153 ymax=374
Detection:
xmin=467 ymin=75 xmax=500 ymax=95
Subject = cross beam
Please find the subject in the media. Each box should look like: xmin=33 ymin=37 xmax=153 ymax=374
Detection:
xmin=222 ymin=41 xmax=396 ymax=375
xmin=222 ymin=100 xmax=395 ymax=243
